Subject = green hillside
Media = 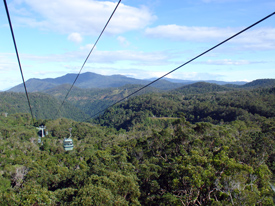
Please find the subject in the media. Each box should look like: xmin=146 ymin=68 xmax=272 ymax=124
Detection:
xmin=241 ymin=79 xmax=275 ymax=88
xmin=0 ymin=103 xmax=275 ymax=205
xmin=2 ymin=79 xmax=275 ymax=123
xmin=172 ymin=81 xmax=234 ymax=95
xmin=96 ymin=87 xmax=275 ymax=130
xmin=0 ymin=92 xmax=88 ymax=121
xmin=1 ymin=79 xmax=275 ymax=205
xmin=44 ymin=84 xmax=161 ymax=117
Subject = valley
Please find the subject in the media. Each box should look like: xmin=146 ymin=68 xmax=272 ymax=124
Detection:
xmin=0 ymin=74 xmax=275 ymax=205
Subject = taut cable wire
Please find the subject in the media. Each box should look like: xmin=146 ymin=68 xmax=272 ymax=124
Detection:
xmin=84 ymin=11 xmax=275 ymax=121
xmin=3 ymin=0 xmax=35 ymax=124
xmin=55 ymin=0 xmax=122 ymax=119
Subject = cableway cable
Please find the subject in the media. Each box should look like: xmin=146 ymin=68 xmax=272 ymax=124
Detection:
xmin=83 ymin=11 xmax=275 ymax=121
xmin=3 ymin=0 xmax=35 ymax=125
xmin=55 ymin=0 xmax=122 ymax=119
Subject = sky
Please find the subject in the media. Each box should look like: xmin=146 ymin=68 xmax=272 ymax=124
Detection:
xmin=0 ymin=0 xmax=274 ymax=90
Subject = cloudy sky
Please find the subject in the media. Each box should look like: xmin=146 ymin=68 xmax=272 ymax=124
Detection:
xmin=0 ymin=0 xmax=274 ymax=90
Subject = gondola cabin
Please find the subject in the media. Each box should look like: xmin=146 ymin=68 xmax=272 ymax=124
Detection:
xmin=63 ymin=138 xmax=74 ymax=151
xmin=37 ymin=124 xmax=47 ymax=145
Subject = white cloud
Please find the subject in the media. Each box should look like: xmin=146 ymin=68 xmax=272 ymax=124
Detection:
xmin=12 ymin=0 xmax=156 ymax=35
xmin=80 ymin=44 xmax=95 ymax=51
xmin=24 ymin=49 xmax=168 ymax=64
xmin=92 ymin=50 xmax=167 ymax=64
xmin=167 ymin=71 xmax=224 ymax=80
xmin=197 ymin=59 xmax=263 ymax=65
xmin=0 ymin=53 xmax=18 ymax=72
xmin=68 ymin=33 xmax=83 ymax=43
xmin=145 ymin=25 xmax=275 ymax=50
xmin=233 ymin=28 xmax=275 ymax=50
xmin=0 ymin=53 xmax=23 ymax=90
xmin=117 ymin=36 xmax=130 ymax=47
xmin=145 ymin=25 xmax=235 ymax=42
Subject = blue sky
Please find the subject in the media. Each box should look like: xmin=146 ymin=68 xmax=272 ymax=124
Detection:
xmin=0 ymin=0 xmax=274 ymax=90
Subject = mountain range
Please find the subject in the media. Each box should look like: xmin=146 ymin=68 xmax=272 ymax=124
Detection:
xmin=2 ymin=72 xmax=275 ymax=121
xmin=8 ymin=72 xmax=247 ymax=92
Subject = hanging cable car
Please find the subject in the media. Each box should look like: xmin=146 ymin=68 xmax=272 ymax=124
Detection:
xmin=37 ymin=124 xmax=46 ymax=145
xmin=38 ymin=124 xmax=46 ymax=137
xmin=63 ymin=128 xmax=74 ymax=151
xmin=63 ymin=138 xmax=74 ymax=151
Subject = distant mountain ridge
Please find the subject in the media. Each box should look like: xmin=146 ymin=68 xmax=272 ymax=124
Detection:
xmin=8 ymin=72 xmax=248 ymax=93
xmin=162 ymin=78 xmax=246 ymax=85
xmin=2 ymin=75 xmax=275 ymax=121
xmin=172 ymin=82 xmax=233 ymax=95
xmin=240 ymin=79 xmax=275 ymax=88
xmin=9 ymin=72 xmax=156 ymax=92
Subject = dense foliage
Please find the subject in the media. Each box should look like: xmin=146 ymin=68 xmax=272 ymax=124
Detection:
xmin=0 ymin=92 xmax=87 ymax=121
xmin=0 ymin=84 xmax=275 ymax=205
xmin=1 ymin=84 xmax=160 ymax=121
xmin=44 ymin=84 xmax=160 ymax=117
xmin=97 ymin=87 xmax=275 ymax=131
xmin=3 ymin=79 xmax=275 ymax=122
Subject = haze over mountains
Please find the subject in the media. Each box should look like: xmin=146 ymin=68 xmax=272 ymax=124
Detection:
xmin=8 ymin=72 xmax=247 ymax=92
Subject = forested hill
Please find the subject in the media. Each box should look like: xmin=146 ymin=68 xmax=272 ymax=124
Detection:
xmin=1 ymin=102 xmax=275 ymax=204
xmin=8 ymin=72 xmax=186 ymax=92
xmin=43 ymin=84 xmax=161 ymax=116
xmin=8 ymin=72 xmax=251 ymax=93
xmin=2 ymin=79 xmax=275 ymax=121
xmin=1 ymin=82 xmax=275 ymax=204
xmin=44 ymin=84 xmax=161 ymax=101
xmin=172 ymin=81 xmax=233 ymax=95
xmin=96 ymin=86 xmax=275 ymax=131
xmin=172 ymin=79 xmax=275 ymax=94
xmin=241 ymin=79 xmax=275 ymax=88
xmin=0 ymin=84 xmax=161 ymax=120
xmin=0 ymin=92 xmax=88 ymax=121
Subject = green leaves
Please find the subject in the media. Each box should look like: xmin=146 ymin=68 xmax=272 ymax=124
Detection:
xmin=1 ymin=85 xmax=275 ymax=205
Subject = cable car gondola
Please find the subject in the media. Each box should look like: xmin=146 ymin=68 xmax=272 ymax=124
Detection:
xmin=63 ymin=128 xmax=73 ymax=151
xmin=63 ymin=138 xmax=74 ymax=151
xmin=37 ymin=124 xmax=47 ymax=145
